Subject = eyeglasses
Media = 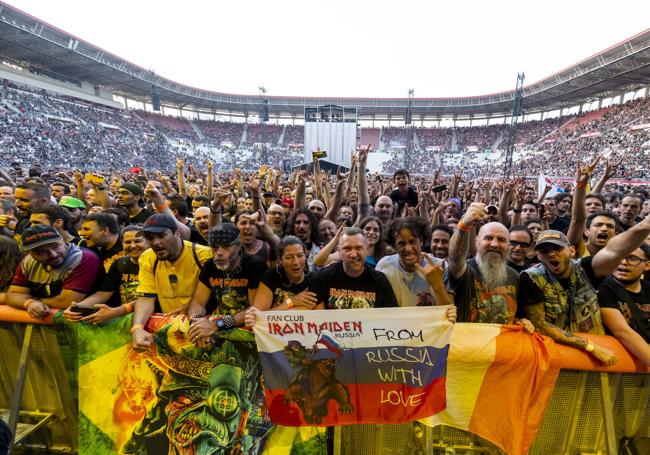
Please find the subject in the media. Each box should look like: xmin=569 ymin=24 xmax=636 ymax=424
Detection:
xmin=622 ymin=255 xmax=647 ymax=266
xmin=168 ymin=274 xmax=178 ymax=285
xmin=509 ymin=240 xmax=531 ymax=248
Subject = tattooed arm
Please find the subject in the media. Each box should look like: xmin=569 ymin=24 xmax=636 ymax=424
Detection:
xmin=524 ymin=300 xmax=617 ymax=366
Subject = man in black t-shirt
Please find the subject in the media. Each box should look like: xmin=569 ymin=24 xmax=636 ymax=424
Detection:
xmin=311 ymin=227 xmax=397 ymax=309
xmin=187 ymin=223 xmax=267 ymax=346
xmin=389 ymin=169 xmax=418 ymax=215
xmin=446 ymin=203 xmax=522 ymax=326
xmin=597 ymin=244 xmax=650 ymax=366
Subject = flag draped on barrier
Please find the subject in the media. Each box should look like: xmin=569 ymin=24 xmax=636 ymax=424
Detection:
xmin=421 ymin=323 xmax=561 ymax=455
xmin=77 ymin=315 xmax=274 ymax=455
xmin=253 ymin=306 xmax=453 ymax=426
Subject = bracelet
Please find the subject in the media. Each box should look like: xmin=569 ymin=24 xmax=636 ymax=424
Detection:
xmin=130 ymin=323 xmax=144 ymax=333
xmin=575 ymin=182 xmax=587 ymax=188
xmin=122 ymin=303 xmax=133 ymax=313
xmin=458 ymin=221 xmax=472 ymax=232
xmin=512 ymin=208 xmax=522 ymax=214
xmin=210 ymin=207 xmax=223 ymax=215
xmin=584 ymin=339 xmax=594 ymax=352
xmin=23 ymin=298 xmax=36 ymax=309
xmin=286 ymin=297 xmax=294 ymax=309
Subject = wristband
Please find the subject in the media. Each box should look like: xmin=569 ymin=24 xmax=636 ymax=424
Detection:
xmin=122 ymin=303 xmax=133 ymax=313
xmin=458 ymin=221 xmax=472 ymax=232
xmin=512 ymin=208 xmax=522 ymax=214
xmin=575 ymin=182 xmax=587 ymax=188
xmin=222 ymin=315 xmax=236 ymax=329
xmin=131 ymin=323 xmax=144 ymax=333
xmin=210 ymin=207 xmax=223 ymax=215
xmin=286 ymin=297 xmax=294 ymax=309
xmin=23 ymin=299 xmax=36 ymax=309
xmin=585 ymin=339 xmax=594 ymax=352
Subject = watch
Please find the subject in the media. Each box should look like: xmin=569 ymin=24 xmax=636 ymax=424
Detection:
xmin=215 ymin=318 xmax=226 ymax=331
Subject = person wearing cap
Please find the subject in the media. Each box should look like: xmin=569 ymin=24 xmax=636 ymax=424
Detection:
xmin=118 ymin=182 xmax=153 ymax=225
xmin=59 ymin=195 xmax=87 ymax=232
xmin=186 ymin=223 xmax=268 ymax=347
xmin=130 ymin=214 xmax=212 ymax=351
xmin=6 ymin=225 xmax=101 ymax=319
xmin=519 ymin=214 xmax=650 ymax=366
xmin=30 ymin=204 xmax=82 ymax=245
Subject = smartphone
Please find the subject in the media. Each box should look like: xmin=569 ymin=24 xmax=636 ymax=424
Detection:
xmin=71 ymin=305 xmax=99 ymax=316
xmin=432 ymin=184 xmax=448 ymax=193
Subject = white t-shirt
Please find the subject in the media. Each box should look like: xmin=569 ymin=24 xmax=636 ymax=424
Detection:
xmin=376 ymin=253 xmax=444 ymax=307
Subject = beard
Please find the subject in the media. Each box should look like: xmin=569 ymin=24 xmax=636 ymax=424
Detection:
xmin=476 ymin=251 xmax=508 ymax=289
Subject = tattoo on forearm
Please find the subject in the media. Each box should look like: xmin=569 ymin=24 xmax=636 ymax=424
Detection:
xmin=526 ymin=303 xmax=587 ymax=349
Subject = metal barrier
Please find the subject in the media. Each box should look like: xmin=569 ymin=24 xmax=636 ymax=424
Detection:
xmin=0 ymin=306 xmax=648 ymax=454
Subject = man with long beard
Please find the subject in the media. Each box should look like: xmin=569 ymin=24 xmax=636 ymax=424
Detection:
xmin=447 ymin=202 xmax=529 ymax=327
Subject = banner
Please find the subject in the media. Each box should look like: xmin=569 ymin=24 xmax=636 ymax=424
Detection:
xmin=253 ymin=306 xmax=452 ymax=426
xmin=77 ymin=315 xmax=274 ymax=455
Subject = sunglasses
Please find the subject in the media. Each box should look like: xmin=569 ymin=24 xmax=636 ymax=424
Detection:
xmin=168 ymin=274 xmax=178 ymax=285
xmin=509 ymin=240 xmax=531 ymax=248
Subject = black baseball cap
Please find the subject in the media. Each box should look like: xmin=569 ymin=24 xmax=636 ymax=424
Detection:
xmin=142 ymin=214 xmax=177 ymax=234
xmin=21 ymin=225 xmax=63 ymax=250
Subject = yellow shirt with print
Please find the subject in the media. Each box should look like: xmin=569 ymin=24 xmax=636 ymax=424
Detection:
xmin=137 ymin=240 xmax=212 ymax=313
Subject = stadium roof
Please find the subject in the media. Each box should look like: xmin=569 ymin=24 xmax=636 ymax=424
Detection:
xmin=1 ymin=1 xmax=649 ymax=120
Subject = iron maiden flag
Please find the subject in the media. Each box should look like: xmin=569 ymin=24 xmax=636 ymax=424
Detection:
xmin=253 ymin=306 xmax=452 ymax=426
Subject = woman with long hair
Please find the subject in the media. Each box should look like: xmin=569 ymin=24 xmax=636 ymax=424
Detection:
xmin=245 ymin=236 xmax=322 ymax=326
xmin=0 ymin=237 xmax=22 ymax=305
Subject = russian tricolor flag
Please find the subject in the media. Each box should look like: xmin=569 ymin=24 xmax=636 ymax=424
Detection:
xmin=253 ymin=306 xmax=452 ymax=426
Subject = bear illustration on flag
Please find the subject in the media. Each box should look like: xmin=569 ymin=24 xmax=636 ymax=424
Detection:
xmin=282 ymin=332 xmax=353 ymax=424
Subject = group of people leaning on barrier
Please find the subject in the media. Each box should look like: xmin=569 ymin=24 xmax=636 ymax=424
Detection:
xmin=0 ymin=148 xmax=649 ymax=372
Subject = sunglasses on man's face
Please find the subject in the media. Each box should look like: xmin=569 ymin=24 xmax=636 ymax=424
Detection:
xmin=509 ymin=240 xmax=531 ymax=248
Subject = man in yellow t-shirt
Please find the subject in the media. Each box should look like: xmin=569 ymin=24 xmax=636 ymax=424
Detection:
xmin=131 ymin=214 xmax=211 ymax=350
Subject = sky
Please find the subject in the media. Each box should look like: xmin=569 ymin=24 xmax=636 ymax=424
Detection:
xmin=7 ymin=0 xmax=650 ymax=98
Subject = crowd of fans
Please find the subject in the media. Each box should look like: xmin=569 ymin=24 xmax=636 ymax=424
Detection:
xmin=244 ymin=123 xmax=283 ymax=147
xmin=455 ymin=124 xmax=503 ymax=151
xmin=2 ymin=83 xmax=650 ymax=451
xmin=415 ymin=127 xmax=452 ymax=150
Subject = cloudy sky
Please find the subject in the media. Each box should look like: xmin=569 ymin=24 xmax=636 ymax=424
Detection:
xmin=9 ymin=0 xmax=650 ymax=98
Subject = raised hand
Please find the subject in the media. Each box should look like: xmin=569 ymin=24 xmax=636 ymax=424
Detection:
xmin=460 ymin=202 xmax=487 ymax=227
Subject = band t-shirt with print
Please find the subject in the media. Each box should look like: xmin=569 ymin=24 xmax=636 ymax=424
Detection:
xmin=259 ymin=268 xmax=315 ymax=308
xmin=446 ymin=258 xmax=519 ymax=324
xmin=598 ymin=277 xmax=650 ymax=343
xmin=311 ymin=261 xmax=398 ymax=309
xmin=198 ymin=255 xmax=267 ymax=315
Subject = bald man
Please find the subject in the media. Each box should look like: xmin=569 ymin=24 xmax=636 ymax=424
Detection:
xmin=446 ymin=203 xmax=521 ymax=325
xmin=373 ymin=195 xmax=394 ymax=227
xmin=191 ymin=206 xmax=211 ymax=245
xmin=265 ymin=203 xmax=286 ymax=237
xmin=307 ymin=199 xmax=326 ymax=221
